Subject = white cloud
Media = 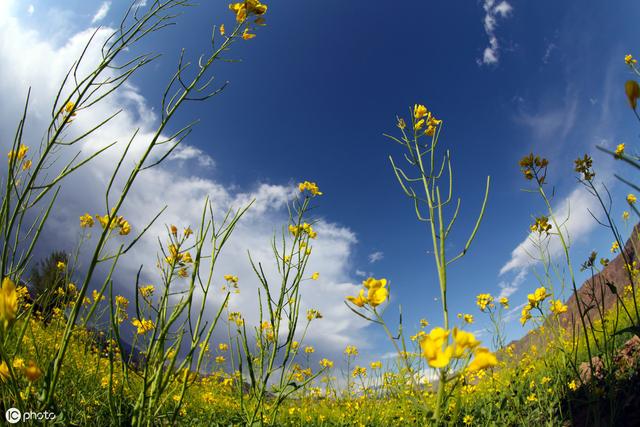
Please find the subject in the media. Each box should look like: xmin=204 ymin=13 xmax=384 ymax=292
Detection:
xmin=478 ymin=0 xmax=513 ymax=65
xmin=368 ymin=251 xmax=384 ymax=263
xmin=91 ymin=1 xmax=111 ymax=24
xmin=27 ymin=4 xmax=34 ymax=15
xmin=0 ymin=3 xmax=371 ymax=363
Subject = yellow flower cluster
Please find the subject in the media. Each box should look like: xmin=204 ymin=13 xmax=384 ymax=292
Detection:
xmin=7 ymin=144 xmax=32 ymax=171
xmin=625 ymin=54 xmax=637 ymax=65
xmin=132 ymin=317 xmax=155 ymax=335
xmin=93 ymin=209 xmax=131 ymax=235
xmin=319 ymin=358 xmax=334 ymax=368
xmin=229 ymin=0 xmax=267 ymax=23
xmin=549 ymin=299 xmax=568 ymax=315
xmin=615 ymin=143 xmax=625 ymax=157
xmin=419 ymin=327 xmax=497 ymax=371
xmin=139 ymin=284 xmax=155 ymax=297
xmin=306 ymin=309 xmax=322 ymax=321
xmin=344 ymin=345 xmax=358 ymax=356
xmin=519 ymin=153 xmax=549 ymax=181
xmin=476 ymin=293 xmax=494 ymax=312
xmin=520 ymin=287 xmax=551 ymax=325
xmin=298 ymin=181 xmax=323 ymax=196
xmin=530 ymin=216 xmax=552 ymax=235
xmin=412 ymin=104 xmax=442 ymax=136
xmin=346 ymin=277 xmax=389 ymax=308
xmin=289 ymin=222 xmax=318 ymax=239
xmin=223 ymin=275 xmax=240 ymax=293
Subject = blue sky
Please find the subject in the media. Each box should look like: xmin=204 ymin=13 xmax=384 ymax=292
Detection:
xmin=2 ymin=0 xmax=640 ymax=365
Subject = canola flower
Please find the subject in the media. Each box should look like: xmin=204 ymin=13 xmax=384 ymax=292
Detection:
xmin=625 ymin=80 xmax=640 ymax=110
xmin=0 ymin=277 xmax=18 ymax=329
xmin=132 ymin=318 xmax=155 ymax=335
xmin=476 ymin=293 xmax=494 ymax=312
xmin=79 ymin=213 xmax=94 ymax=228
xmin=615 ymin=143 xmax=625 ymax=157
xmin=298 ymin=181 xmax=323 ymax=196
xmin=346 ymin=277 xmax=389 ymax=309
xmin=627 ymin=193 xmax=637 ymax=204
xmin=625 ymin=54 xmax=637 ymax=65
xmin=228 ymin=0 xmax=267 ymax=23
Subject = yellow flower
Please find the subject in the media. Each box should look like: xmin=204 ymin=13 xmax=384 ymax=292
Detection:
xmin=304 ymin=346 xmax=315 ymax=354
xmin=627 ymin=193 xmax=637 ymax=204
xmin=370 ymin=361 xmax=382 ymax=369
xmin=419 ymin=327 xmax=453 ymax=368
xmin=139 ymin=284 xmax=155 ymax=297
xmin=467 ymin=348 xmax=497 ymax=372
xmin=526 ymin=393 xmax=538 ymax=403
xmin=397 ymin=117 xmax=406 ymax=130
xmin=413 ymin=104 xmax=428 ymax=120
xmin=611 ymin=241 xmax=619 ymax=253
xmin=12 ymin=358 xmax=24 ymax=370
xmin=57 ymin=261 xmax=66 ymax=270
xmin=625 ymin=80 xmax=640 ymax=110
xmin=311 ymin=272 xmax=319 ymax=280
xmin=24 ymin=361 xmax=42 ymax=382
xmin=452 ymin=328 xmax=480 ymax=358
xmin=623 ymin=211 xmax=630 ymax=221
xmin=550 ymin=299 xmax=568 ymax=314
xmin=420 ymin=318 xmax=429 ymax=328
xmin=346 ymin=289 xmax=367 ymax=307
xmin=219 ymin=24 xmax=225 ymax=36
xmin=298 ymin=181 xmax=323 ymax=196
xmin=625 ymin=54 xmax=637 ymax=65
xmin=22 ymin=159 xmax=32 ymax=171
xmin=8 ymin=144 xmax=29 ymax=163
xmin=80 ymin=213 xmax=94 ymax=228
xmin=476 ymin=293 xmax=494 ymax=311
xmin=319 ymin=358 xmax=334 ymax=368
xmin=0 ymin=277 xmax=18 ymax=328
xmin=344 ymin=345 xmax=358 ymax=356
xmin=0 ymin=361 xmax=9 ymax=382
xmin=615 ymin=143 xmax=625 ymax=157
xmin=413 ymin=118 xmax=424 ymax=131
xmin=463 ymin=415 xmax=474 ymax=425
xmin=132 ymin=318 xmax=155 ymax=335
xmin=242 ymin=28 xmax=256 ymax=40
xmin=462 ymin=314 xmax=474 ymax=324
xmin=568 ymin=380 xmax=578 ymax=391
xmin=216 ymin=355 xmax=225 ymax=364
xmin=364 ymin=277 xmax=389 ymax=307
xmin=527 ymin=286 xmax=550 ymax=307
xmin=499 ymin=296 xmax=509 ymax=308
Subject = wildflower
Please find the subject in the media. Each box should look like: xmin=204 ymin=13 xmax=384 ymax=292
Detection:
xmin=520 ymin=305 xmax=532 ymax=326
xmin=115 ymin=295 xmax=129 ymax=308
xmin=298 ymin=181 xmax=323 ymax=196
xmin=352 ymin=366 xmax=367 ymax=377
xmin=568 ymin=380 xmax=578 ymax=391
xmin=623 ymin=211 xmax=630 ymax=221
xmin=574 ymin=154 xmax=595 ymax=181
xmin=346 ymin=289 xmax=367 ymax=307
xmin=413 ymin=104 xmax=428 ymax=120
xmin=306 ymin=309 xmax=322 ymax=321
xmin=345 ymin=345 xmax=358 ymax=356
xmin=463 ymin=415 xmax=474 ymax=425
xmin=219 ymin=343 xmax=229 ymax=352
xmin=80 ymin=213 xmax=94 ymax=228
xmin=499 ymin=296 xmax=509 ymax=308
xmin=625 ymin=80 xmax=640 ymax=110
xmin=184 ymin=227 xmax=193 ymax=238
xmin=625 ymin=54 xmax=637 ymax=65
xmin=476 ymin=293 xmax=494 ymax=311
xmin=526 ymin=393 xmax=538 ymax=403
xmin=178 ymin=268 xmax=189 ymax=278
xmin=370 ymin=361 xmax=382 ymax=369
xmin=311 ymin=272 xmax=319 ymax=280
xmin=0 ymin=361 xmax=9 ymax=382
xmin=304 ymin=346 xmax=315 ymax=354
xmin=627 ymin=193 xmax=637 ymax=204
xmin=319 ymin=358 xmax=334 ymax=368
xmin=467 ymin=348 xmax=498 ymax=372
xmin=420 ymin=318 xmax=429 ymax=328
xmin=611 ymin=241 xmax=620 ymax=253
xmin=24 ymin=361 xmax=42 ymax=382
xmin=615 ymin=143 xmax=625 ymax=157
xmin=215 ymin=356 xmax=225 ymax=364
xmin=527 ymin=287 xmax=550 ymax=308
xmin=22 ymin=160 xmax=32 ymax=171
xmin=242 ymin=28 xmax=256 ymax=40
xmin=139 ymin=285 xmax=155 ymax=297
xmin=8 ymin=144 xmax=29 ymax=163
xmin=397 ymin=117 xmax=406 ymax=130
xmin=0 ymin=277 xmax=18 ymax=328
xmin=414 ymin=119 xmax=424 ymax=131
xmin=12 ymin=358 xmax=24 ymax=370
xmin=550 ymin=299 xmax=568 ymax=314
xmin=132 ymin=318 xmax=155 ymax=334
xmin=530 ymin=215 xmax=552 ymax=234
xmin=519 ymin=153 xmax=549 ymax=182
xmin=92 ymin=289 xmax=105 ymax=302
xmin=461 ymin=313 xmax=474 ymax=324
xmin=56 ymin=261 xmax=66 ymax=270
xmin=363 ymin=277 xmax=389 ymax=307
xmin=541 ymin=376 xmax=551 ymax=385
xmin=419 ymin=327 xmax=453 ymax=368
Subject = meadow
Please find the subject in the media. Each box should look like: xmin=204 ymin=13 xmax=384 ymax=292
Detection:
xmin=2 ymin=1 xmax=640 ymax=425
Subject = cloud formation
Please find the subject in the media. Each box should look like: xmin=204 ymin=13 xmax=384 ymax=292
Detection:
xmin=91 ymin=1 xmax=111 ymax=24
xmin=479 ymin=0 xmax=513 ymax=65
xmin=368 ymin=251 xmax=384 ymax=264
